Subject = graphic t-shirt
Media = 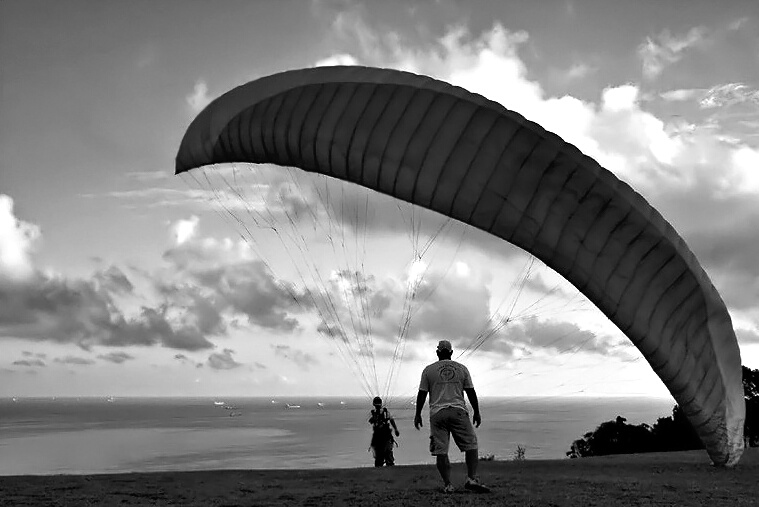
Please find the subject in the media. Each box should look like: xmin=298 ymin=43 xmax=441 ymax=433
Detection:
xmin=419 ymin=359 xmax=473 ymax=417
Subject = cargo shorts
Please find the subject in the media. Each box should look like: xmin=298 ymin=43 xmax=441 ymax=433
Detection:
xmin=429 ymin=406 xmax=478 ymax=455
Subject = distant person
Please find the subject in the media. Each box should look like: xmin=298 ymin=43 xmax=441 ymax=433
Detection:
xmin=368 ymin=396 xmax=399 ymax=467
xmin=414 ymin=340 xmax=490 ymax=494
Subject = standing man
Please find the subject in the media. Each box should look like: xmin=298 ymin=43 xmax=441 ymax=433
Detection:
xmin=368 ymin=396 xmax=400 ymax=467
xmin=414 ymin=340 xmax=490 ymax=494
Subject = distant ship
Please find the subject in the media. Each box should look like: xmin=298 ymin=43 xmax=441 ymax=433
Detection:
xmin=106 ymin=396 xmax=115 ymax=403
xmin=317 ymin=402 xmax=325 ymax=408
xmin=213 ymin=401 xmax=225 ymax=406
xmin=286 ymin=403 xmax=301 ymax=409
xmin=11 ymin=397 xmax=17 ymax=403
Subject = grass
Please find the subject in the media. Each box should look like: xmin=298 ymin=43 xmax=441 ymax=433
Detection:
xmin=1 ymin=448 xmax=757 ymax=506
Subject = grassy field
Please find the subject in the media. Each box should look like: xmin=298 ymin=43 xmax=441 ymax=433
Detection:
xmin=1 ymin=448 xmax=756 ymax=506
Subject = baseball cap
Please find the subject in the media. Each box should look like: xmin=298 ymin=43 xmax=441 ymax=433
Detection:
xmin=436 ymin=340 xmax=453 ymax=352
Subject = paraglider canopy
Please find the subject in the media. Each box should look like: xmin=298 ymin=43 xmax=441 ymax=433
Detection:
xmin=176 ymin=65 xmax=744 ymax=466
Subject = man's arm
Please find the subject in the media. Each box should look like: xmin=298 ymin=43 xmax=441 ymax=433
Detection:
xmin=389 ymin=416 xmax=400 ymax=436
xmin=413 ymin=390 xmax=428 ymax=429
xmin=464 ymin=387 xmax=481 ymax=427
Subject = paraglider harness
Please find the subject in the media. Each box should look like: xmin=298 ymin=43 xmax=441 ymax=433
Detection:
xmin=369 ymin=406 xmax=397 ymax=448
xmin=369 ymin=403 xmax=398 ymax=467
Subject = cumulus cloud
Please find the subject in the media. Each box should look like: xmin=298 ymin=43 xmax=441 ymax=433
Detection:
xmin=98 ymin=351 xmax=134 ymax=364
xmin=2 ymin=201 xmax=209 ymax=350
xmin=737 ymin=327 xmax=759 ymax=345
xmin=699 ymin=83 xmax=759 ymax=109
xmin=186 ymin=80 xmax=212 ymax=113
xmin=728 ymin=17 xmax=749 ymax=32
xmin=272 ymin=344 xmax=318 ymax=369
xmin=22 ymin=351 xmax=46 ymax=358
xmin=1 ymin=208 xmax=310 ymax=351
xmin=13 ymin=358 xmax=45 ymax=367
xmin=171 ymin=216 xmax=199 ymax=245
xmin=174 ymin=353 xmax=204 ymax=368
xmin=561 ymin=61 xmax=595 ymax=82
xmin=405 ymin=265 xmax=493 ymax=344
xmin=207 ymin=348 xmax=242 ymax=370
xmin=638 ymin=27 xmax=708 ymax=80
xmin=93 ymin=266 xmax=134 ymax=295
xmin=0 ymin=195 xmax=40 ymax=282
xmin=311 ymin=260 xmax=535 ymax=362
xmin=125 ymin=171 xmax=170 ymax=183
xmin=675 ymin=194 xmax=759 ymax=312
xmin=54 ymin=356 xmax=95 ymax=366
xmin=84 ymin=187 xmax=212 ymax=208
xmin=602 ymin=85 xmax=640 ymax=112
xmin=314 ymin=53 xmax=359 ymax=67
xmin=480 ymin=316 xmax=627 ymax=359
xmin=161 ymin=230 xmax=306 ymax=332
xmin=0 ymin=269 xmax=217 ymax=350
xmin=659 ymin=88 xmax=703 ymax=102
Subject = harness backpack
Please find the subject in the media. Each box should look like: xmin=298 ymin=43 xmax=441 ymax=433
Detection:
xmin=370 ymin=407 xmax=395 ymax=445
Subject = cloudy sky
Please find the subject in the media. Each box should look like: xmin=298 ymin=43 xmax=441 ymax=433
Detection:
xmin=2 ymin=0 xmax=758 ymax=399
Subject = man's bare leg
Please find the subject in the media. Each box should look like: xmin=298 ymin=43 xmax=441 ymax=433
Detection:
xmin=464 ymin=449 xmax=490 ymax=492
xmin=436 ymin=454 xmax=451 ymax=485
xmin=465 ymin=449 xmax=478 ymax=480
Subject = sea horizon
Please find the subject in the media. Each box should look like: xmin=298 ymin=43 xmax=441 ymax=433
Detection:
xmin=0 ymin=395 xmax=677 ymax=476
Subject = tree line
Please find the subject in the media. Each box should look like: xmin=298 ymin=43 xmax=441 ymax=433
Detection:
xmin=567 ymin=366 xmax=759 ymax=458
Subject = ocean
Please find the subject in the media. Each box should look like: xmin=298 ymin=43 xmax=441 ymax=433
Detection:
xmin=0 ymin=396 xmax=675 ymax=476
